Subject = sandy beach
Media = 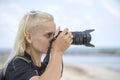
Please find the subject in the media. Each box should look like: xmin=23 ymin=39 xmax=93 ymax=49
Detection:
xmin=61 ymin=64 xmax=120 ymax=80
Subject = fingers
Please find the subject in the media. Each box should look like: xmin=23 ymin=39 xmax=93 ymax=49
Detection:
xmin=51 ymin=28 xmax=73 ymax=54
xmin=67 ymin=32 xmax=73 ymax=39
xmin=60 ymin=28 xmax=73 ymax=45
xmin=65 ymin=32 xmax=73 ymax=44
xmin=61 ymin=28 xmax=69 ymax=35
xmin=56 ymin=28 xmax=73 ymax=44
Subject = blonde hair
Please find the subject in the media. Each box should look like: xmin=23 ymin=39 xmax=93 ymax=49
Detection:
xmin=5 ymin=11 xmax=54 ymax=64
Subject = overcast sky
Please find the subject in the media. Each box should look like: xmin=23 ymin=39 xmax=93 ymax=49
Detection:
xmin=0 ymin=0 xmax=120 ymax=49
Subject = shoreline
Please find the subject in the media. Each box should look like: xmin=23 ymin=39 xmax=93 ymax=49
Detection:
xmin=61 ymin=64 xmax=120 ymax=80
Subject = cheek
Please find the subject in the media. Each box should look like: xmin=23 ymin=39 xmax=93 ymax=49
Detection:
xmin=32 ymin=37 xmax=50 ymax=52
xmin=40 ymin=38 xmax=50 ymax=47
xmin=39 ymin=38 xmax=50 ymax=52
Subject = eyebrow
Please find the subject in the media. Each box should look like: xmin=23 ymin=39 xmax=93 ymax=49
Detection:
xmin=44 ymin=32 xmax=55 ymax=35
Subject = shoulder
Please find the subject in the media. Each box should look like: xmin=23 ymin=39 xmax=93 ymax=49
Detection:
xmin=14 ymin=56 xmax=31 ymax=64
xmin=11 ymin=56 xmax=31 ymax=70
xmin=6 ymin=56 xmax=37 ymax=80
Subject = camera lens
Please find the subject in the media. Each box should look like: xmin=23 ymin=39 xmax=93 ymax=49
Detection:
xmin=54 ymin=29 xmax=95 ymax=47
xmin=71 ymin=29 xmax=94 ymax=47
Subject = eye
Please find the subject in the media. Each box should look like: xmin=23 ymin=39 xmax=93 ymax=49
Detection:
xmin=47 ymin=33 xmax=51 ymax=38
xmin=47 ymin=33 xmax=54 ymax=38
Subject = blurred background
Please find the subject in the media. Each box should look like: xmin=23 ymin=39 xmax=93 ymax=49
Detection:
xmin=0 ymin=0 xmax=120 ymax=80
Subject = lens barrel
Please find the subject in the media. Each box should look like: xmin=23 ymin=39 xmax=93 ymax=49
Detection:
xmin=55 ymin=29 xmax=95 ymax=47
xmin=71 ymin=29 xmax=95 ymax=47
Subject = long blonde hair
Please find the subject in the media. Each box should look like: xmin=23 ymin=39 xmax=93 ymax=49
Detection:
xmin=5 ymin=11 xmax=54 ymax=64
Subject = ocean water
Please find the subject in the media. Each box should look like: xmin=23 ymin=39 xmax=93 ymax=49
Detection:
xmin=63 ymin=55 xmax=120 ymax=71
xmin=1 ymin=53 xmax=120 ymax=71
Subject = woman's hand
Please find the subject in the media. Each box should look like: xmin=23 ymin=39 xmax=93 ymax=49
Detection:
xmin=51 ymin=28 xmax=73 ymax=56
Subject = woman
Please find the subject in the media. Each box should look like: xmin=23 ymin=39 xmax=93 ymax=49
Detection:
xmin=4 ymin=11 xmax=73 ymax=80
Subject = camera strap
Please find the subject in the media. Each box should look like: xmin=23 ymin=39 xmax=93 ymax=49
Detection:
xmin=42 ymin=36 xmax=63 ymax=77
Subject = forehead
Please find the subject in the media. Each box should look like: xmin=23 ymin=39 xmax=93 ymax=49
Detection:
xmin=35 ymin=21 xmax=56 ymax=34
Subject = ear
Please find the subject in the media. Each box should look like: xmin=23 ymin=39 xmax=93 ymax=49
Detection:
xmin=25 ymin=32 xmax=32 ymax=44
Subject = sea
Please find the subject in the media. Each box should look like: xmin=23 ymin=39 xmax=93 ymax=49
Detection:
xmin=0 ymin=48 xmax=120 ymax=72
xmin=62 ymin=55 xmax=120 ymax=71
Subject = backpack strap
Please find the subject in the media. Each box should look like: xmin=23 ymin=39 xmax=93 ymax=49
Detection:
xmin=1 ymin=56 xmax=32 ymax=78
xmin=1 ymin=64 xmax=8 ymax=79
xmin=0 ymin=63 xmax=8 ymax=80
xmin=1 ymin=55 xmax=39 ymax=80
xmin=14 ymin=56 xmax=31 ymax=63
xmin=14 ymin=56 xmax=39 ymax=75
xmin=0 ymin=68 xmax=4 ymax=80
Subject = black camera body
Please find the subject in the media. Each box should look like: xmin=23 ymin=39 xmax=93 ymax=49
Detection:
xmin=56 ymin=29 xmax=95 ymax=47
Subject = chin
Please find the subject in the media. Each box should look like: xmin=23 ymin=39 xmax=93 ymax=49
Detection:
xmin=41 ymin=50 xmax=47 ymax=53
xmin=42 ymin=52 xmax=47 ymax=54
xmin=40 ymin=48 xmax=48 ymax=54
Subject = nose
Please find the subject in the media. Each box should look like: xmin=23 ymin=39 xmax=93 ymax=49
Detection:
xmin=49 ymin=36 xmax=54 ymax=43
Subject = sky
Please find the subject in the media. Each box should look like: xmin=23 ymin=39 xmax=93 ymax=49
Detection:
xmin=0 ymin=0 xmax=120 ymax=49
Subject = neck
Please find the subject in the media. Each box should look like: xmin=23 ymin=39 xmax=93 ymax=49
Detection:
xmin=26 ymin=47 xmax=42 ymax=67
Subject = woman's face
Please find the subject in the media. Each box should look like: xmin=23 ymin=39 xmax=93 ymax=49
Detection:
xmin=29 ymin=21 xmax=56 ymax=53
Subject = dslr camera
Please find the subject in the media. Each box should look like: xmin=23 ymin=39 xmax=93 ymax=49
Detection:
xmin=55 ymin=29 xmax=95 ymax=47
xmin=43 ymin=29 xmax=95 ymax=72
